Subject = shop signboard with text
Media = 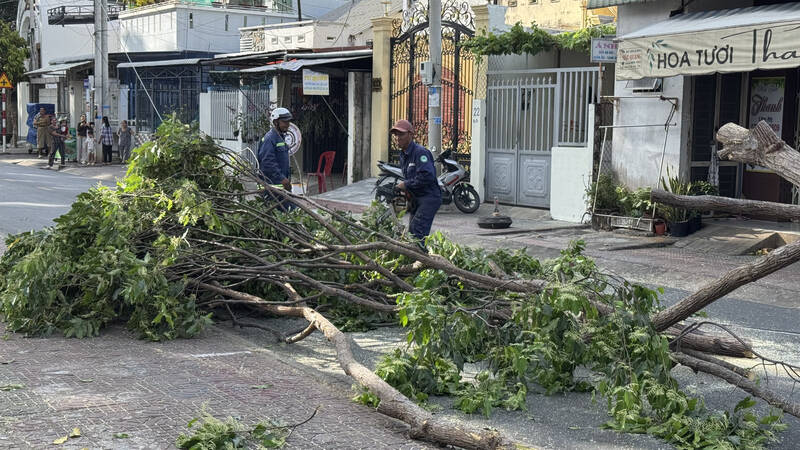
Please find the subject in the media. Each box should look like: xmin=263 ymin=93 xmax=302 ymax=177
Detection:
xmin=617 ymin=21 xmax=800 ymax=79
xmin=746 ymin=77 xmax=784 ymax=173
xmin=302 ymin=69 xmax=329 ymax=96
xmin=591 ymin=38 xmax=618 ymax=63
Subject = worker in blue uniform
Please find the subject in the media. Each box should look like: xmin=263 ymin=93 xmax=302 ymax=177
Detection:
xmin=392 ymin=119 xmax=441 ymax=246
xmin=258 ymin=107 xmax=294 ymax=210
xmin=258 ymin=107 xmax=293 ymax=190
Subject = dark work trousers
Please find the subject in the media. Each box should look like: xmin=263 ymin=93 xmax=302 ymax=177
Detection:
xmin=48 ymin=141 xmax=65 ymax=167
xmin=408 ymin=195 xmax=441 ymax=241
xmin=102 ymin=144 xmax=113 ymax=163
xmin=262 ymin=188 xmax=296 ymax=213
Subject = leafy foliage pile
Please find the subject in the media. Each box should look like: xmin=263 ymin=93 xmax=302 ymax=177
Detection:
xmin=0 ymin=117 xmax=787 ymax=449
xmin=358 ymin=239 xmax=786 ymax=449
xmin=461 ymin=23 xmax=616 ymax=61
xmin=176 ymin=410 xmax=288 ymax=449
xmin=0 ymin=119 xmax=230 ymax=340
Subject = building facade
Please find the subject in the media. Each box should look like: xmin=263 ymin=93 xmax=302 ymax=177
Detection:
xmin=498 ymin=0 xmax=616 ymax=29
xmin=604 ymin=0 xmax=800 ymax=204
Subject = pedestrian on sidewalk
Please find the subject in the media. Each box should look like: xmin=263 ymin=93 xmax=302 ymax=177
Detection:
xmin=86 ymin=129 xmax=96 ymax=165
xmin=391 ymin=119 xmax=441 ymax=247
xmin=48 ymin=118 xmax=68 ymax=168
xmin=34 ymin=107 xmax=51 ymax=158
xmin=117 ymin=120 xmax=134 ymax=163
xmin=98 ymin=116 xmax=113 ymax=165
xmin=77 ymin=114 xmax=89 ymax=165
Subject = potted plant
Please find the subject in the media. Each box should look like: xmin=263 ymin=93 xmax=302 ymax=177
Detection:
xmin=689 ymin=180 xmax=719 ymax=225
xmin=659 ymin=169 xmax=691 ymax=237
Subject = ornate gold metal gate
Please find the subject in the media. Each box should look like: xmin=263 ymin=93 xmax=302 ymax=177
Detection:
xmin=389 ymin=1 xmax=475 ymax=166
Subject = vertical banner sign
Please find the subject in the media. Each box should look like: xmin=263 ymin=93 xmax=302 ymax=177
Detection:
xmin=0 ymin=72 xmax=11 ymax=152
xmin=428 ymin=86 xmax=440 ymax=108
xmin=748 ymin=76 xmax=785 ymax=172
xmin=302 ymin=69 xmax=330 ymax=96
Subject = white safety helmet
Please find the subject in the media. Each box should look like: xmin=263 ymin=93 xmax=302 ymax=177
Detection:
xmin=270 ymin=107 xmax=293 ymax=122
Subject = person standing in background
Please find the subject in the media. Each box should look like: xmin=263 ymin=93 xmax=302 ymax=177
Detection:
xmin=86 ymin=128 xmax=96 ymax=166
xmin=76 ymin=114 xmax=89 ymax=165
xmin=34 ymin=107 xmax=51 ymax=158
xmin=48 ymin=118 xmax=69 ymax=168
xmin=117 ymin=120 xmax=134 ymax=163
xmin=98 ymin=116 xmax=113 ymax=165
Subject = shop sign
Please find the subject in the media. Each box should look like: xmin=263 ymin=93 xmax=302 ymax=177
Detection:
xmin=747 ymin=77 xmax=784 ymax=173
xmin=617 ymin=21 xmax=800 ymax=80
xmin=302 ymin=69 xmax=329 ymax=96
xmin=591 ymin=38 xmax=617 ymax=63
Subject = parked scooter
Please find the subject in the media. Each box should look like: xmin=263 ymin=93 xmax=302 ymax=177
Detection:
xmin=374 ymin=149 xmax=481 ymax=213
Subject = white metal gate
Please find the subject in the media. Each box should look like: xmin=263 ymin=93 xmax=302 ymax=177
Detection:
xmin=485 ymin=67 xmax=600 ymax=207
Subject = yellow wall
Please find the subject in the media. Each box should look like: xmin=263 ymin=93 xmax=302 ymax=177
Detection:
xmin=500 ymin=0 xmax=616 ymax=30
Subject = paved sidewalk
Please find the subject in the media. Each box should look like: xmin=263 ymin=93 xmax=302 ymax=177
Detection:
xmin=0 ymin=151 xmax=127 ymax=183
xmin=0 ymin=322 xmax=431 ymax=449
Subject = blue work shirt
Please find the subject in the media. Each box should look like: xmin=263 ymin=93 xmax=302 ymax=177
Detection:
xmin=257 ymin=128 xmax=290 ymax=184
xmin=400 ymin=141 xmax=440 ymax=198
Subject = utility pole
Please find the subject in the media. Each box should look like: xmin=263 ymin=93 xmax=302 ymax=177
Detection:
xmin=27 ymin=0 xmax=36 ymax=70
xmin=93 ymin=0 xmax=108 ymax=123
xmin=296 ymin=0 xmax=301 ymax=21
xmin=428 ymin=0 xmax=441 ymax=154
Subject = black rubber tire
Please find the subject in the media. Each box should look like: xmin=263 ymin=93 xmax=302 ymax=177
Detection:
xmin=453 ymin=184 xmax=480 ymax=213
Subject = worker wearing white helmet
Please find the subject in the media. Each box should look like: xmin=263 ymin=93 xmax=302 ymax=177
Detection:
xmin=258 ymin=107 xmax=293 ymax=191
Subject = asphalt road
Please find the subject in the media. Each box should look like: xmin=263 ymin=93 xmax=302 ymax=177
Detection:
xmin=2 ymin=159 xmax=800 ymax=449
xmin=0 ymin=162 xmax=105 ymax=238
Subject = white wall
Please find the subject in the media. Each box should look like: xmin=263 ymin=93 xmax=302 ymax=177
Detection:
xmin=611 ymin=0 xmax=760 ymax=189
xmin=120 ymin=4 xmax=295 ymax=53
xmin=16 ymin=82 xmax=30 ymax=142
xmin=551 ymin=146 xmax=593 ymax=222
xmin=35 ymin=0 xmax=109 ymax=68
xmin=551 ymin=106 xmax=595 ymax=223
xmin=257 ymin=23 xmax=316 ymax=52
xmin=612 ymin=1 xmax=687 ymax=189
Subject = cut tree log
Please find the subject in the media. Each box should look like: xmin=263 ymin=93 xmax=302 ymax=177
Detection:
xmin=193 ymin=280 xmax=518 ymax=450
xmin=665 ymin=325 xmax=753 ymax=358
xmin=671 ymin=351 xmax=800 ymax=419
xmin=675 ymin=348 xmax=752 ymax=379
xmin=652 ymin=238 xmax=800 ymax=332
xmin=651 ymin=189 xmax=800 ymax=221
xmin=717 ymin=120 xmax=800 ymax=187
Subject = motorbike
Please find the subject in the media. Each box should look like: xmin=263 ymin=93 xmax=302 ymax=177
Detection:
xmin=374 ymin=149 xmax=481 ymax=214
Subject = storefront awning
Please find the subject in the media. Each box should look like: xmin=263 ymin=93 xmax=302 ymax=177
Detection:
xmin=24 ymin=60 xmax=92 ymax=77
xmin=586 ymin=0 xmax=652 ymax=8
xmin=117 ymin=58 xmax=204 ymax=69
xmin=240 ymin=55 xmax=371 ymax=73
xmin=616 ymin=3 xmax=800 ymax=80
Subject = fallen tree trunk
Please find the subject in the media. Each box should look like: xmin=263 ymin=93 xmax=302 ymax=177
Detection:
xmin=194 ymin=281 xmax=518 ymax=450
xmin=651 ymin=189 xmax=800 ymax=221
xmin=665 ymin=325 xmax=753 ymax=358
xmin=717 ymin=121 xmax=800 ymax=187
xmin=652 ymin=238 xmax=800 ymax=332
xmin=647 ymin=120 xmax=800 ymax=338
xmin=675 ymin=348 xmax=753 ymax=379
xmin=671 ymin=351 xmax=800 ymax=420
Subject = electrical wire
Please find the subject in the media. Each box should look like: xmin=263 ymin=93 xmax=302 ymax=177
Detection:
xmin=100 ymin=0 xmax=163 ymax=124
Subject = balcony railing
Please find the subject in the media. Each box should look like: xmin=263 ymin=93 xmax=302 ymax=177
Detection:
xmin=47 ymin=4 xmax=126 ymax=25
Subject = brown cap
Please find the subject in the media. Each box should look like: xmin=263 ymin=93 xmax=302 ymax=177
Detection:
xmin=390 ymin=119 xmax=413 ymax=134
